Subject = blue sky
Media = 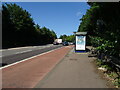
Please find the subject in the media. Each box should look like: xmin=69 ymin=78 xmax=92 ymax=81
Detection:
xmin=4 ymin=2 xmax=90 ymax=38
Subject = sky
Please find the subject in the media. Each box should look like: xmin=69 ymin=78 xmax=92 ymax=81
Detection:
xmin=3 ymin=2 xmax=90 ymax=38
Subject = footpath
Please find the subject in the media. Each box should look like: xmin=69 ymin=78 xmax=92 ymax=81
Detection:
xmin=35 ymin=47 xmax=109 ymax=88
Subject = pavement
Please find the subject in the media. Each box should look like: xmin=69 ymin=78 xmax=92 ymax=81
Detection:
xmin=35 ymin=47 xmax=109 ymax=88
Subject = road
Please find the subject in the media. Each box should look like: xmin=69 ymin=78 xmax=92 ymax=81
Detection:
xmin=1 ymin=46 xmax=111 ymax=88
xmin=2 ymin=46 xmax=72 ymax=88
xmin=1 ymin=44 xmax=53 ymax=57
xmin=0 ymin=44 xmax=62 ymax=67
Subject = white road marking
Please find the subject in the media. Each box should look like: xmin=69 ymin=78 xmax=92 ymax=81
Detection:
xmin=15 ymin=50 xmax=32 ymax=54
xmin=65 ymin=46 xmax=72 ymax=48
xmin=0 ymin=46 xmax=63 ymax=69
xmin=0 ymin=50 xmax=32 ymax=58
xmin=0 ymin=44 xmax=53 ymax=52
xmin=0 ymin=52 xmax=2 ymax=57
xmin=0 ymin=47 xmax=32 ymax=51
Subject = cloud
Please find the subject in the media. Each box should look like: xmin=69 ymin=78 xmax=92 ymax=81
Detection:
xmin=76 ymin=12 xmax=83 ymax=17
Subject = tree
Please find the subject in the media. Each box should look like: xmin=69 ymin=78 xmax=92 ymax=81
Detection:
xmin=2 ymin=4 xmax=16 ymax=48
xmin=78 ymin=2 xmax=120 ymax=58
xmin=59 ymin=35 xmax=67 ymax=41
xmin=2 ymin=3 xmax=36 ymax=47
xmin=59 ymin=34 xmax=75 ymax=42
xmin=40 ymin=27 xmax=57 ymax=44
xmin=2 ymin=3 xmax=57 ymax=48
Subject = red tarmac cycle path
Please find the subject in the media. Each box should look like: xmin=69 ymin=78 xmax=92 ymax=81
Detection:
xmin=2 ymin=46 xmax=73 ymax=88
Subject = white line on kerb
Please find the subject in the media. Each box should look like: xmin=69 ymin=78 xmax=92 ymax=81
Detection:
xmin=0 ymin=47 xmax=63 ymax=70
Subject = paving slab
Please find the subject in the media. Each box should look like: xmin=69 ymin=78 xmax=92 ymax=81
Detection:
xmin=35 ymin=48 xmax=108 ymax=88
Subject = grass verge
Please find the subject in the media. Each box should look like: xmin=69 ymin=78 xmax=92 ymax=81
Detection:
xmin=96 ymin=59 xmax=120 ymax=88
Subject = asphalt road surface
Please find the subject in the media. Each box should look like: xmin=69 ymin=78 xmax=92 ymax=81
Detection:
xmin=0 ymin=44 xmax=62 ymax=67
xmin=2 ymin=46 xmax=72 ymax=88
xmin=1 ymin=44 xmax=53 ymax=57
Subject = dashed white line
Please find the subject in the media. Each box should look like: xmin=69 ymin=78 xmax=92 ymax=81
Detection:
xmin=0 ymin=46 xmax=63 ymax=70
xmin=15 ymin=50 xmax=32 ymax=54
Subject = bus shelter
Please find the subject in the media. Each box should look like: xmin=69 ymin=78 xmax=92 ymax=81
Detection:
xmin=74 ymin=32 xmax=87 ymax=52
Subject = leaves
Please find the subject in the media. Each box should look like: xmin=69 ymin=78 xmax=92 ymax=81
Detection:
xmin=2 ymin=3 xmax=57 ymax=48
xmin=59 ymin=35 xmax=75 ymax=42
xmin=78 ymin=2 xmax=120 ymax=58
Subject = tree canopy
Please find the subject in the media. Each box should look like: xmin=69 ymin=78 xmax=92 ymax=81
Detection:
xmin=59 ymin=34 xmax=75 ymax=42
xmin=78 ymin=2 xmax=120 ymax=58
xmin=2 ymin=3 xmax=57 ymax=48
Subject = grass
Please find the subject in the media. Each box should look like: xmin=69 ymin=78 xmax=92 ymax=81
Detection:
xmin=95 ymin=59 xmax=120 ymax=88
